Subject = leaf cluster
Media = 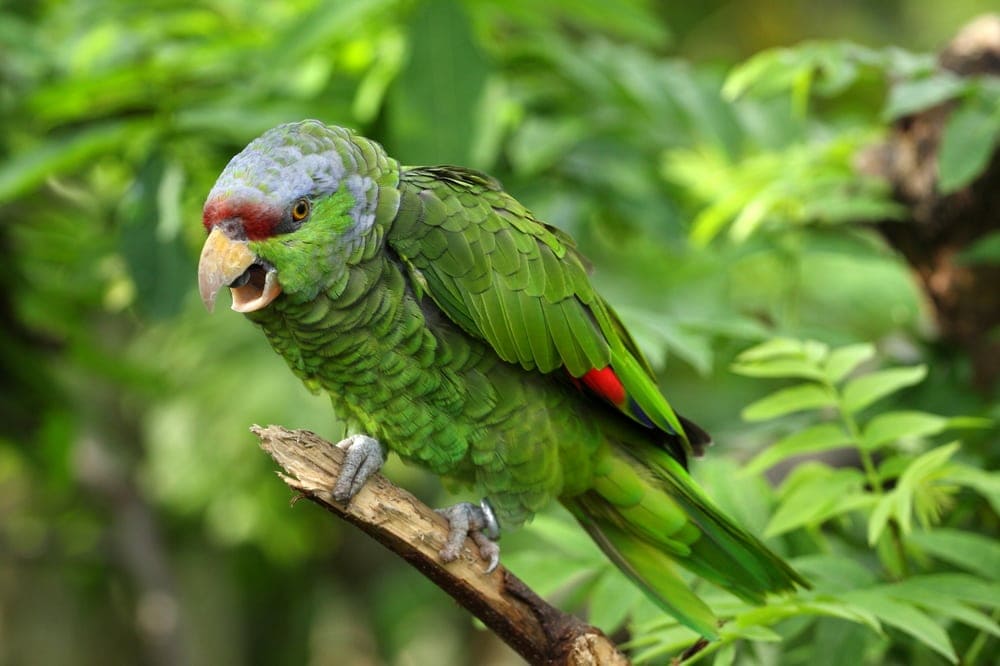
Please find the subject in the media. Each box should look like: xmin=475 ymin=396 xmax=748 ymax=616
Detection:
xmin=520 ymin=339 xmax=997 ymax=664
xmin=726 ymin=40 xmax=1000 ymax=194
xmin=511 ymin=338 xmax=997 ymax=664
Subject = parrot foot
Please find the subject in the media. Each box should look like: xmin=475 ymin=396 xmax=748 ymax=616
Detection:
xmin=332 ymin=434 xmax=384 ymax=503
xmin=436 ymin=499 xmax=501 ymax=573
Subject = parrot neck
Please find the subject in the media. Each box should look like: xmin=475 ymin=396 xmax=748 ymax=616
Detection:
xmin=246 ymin=250 xmax=436 ymax=416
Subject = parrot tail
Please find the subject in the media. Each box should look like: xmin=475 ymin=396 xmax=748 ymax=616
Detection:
xmin=562 ymin=440 xmax=808 ymax=638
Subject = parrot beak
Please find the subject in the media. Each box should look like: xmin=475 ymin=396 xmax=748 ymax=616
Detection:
xmin=198 ymin=226 xmax=282 ymax=313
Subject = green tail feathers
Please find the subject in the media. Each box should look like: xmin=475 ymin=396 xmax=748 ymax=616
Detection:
xmin=564 ymin=441 xmax=808 ymax=638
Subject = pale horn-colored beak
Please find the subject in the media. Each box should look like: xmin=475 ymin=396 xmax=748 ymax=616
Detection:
xmin=197 ymin=227 xmax=282 ymax=313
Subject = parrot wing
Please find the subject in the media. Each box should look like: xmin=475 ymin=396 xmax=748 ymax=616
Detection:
xmin=388 ymin=165 xmax=709 ymax=459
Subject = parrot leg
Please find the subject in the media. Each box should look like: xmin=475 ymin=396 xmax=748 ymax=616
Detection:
xmin=332 ymin=434 xmax=384 ymax=503
xmin=436 ymin=499 xmax=501 ymax=573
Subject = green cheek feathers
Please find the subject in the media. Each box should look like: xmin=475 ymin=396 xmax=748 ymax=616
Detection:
xmin=250 ymin=188 xmax=360 ymax=302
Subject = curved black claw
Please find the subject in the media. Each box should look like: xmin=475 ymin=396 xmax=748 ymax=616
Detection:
xmin=332 ymin=434 xmax=384 ymax=503
xmin=436 ymin=499 xmax=501 ymax=573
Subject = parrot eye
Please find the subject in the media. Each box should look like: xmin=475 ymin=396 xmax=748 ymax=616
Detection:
xmin=291 ymin=198 xmax=311 ymax=221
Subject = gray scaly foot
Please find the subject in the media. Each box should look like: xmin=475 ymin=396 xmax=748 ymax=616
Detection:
xmin=436 ymin=499 xmax=501 ymax=573
xmin=332 ymin=434 xmax=384 ymax=503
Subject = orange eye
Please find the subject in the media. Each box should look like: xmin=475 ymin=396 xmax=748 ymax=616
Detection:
xmin=291 ymin=198 xmax=310 ymax=221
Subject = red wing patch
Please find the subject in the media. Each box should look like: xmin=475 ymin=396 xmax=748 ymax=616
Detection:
xmin=575 ymin=365 xmax=656 ymax=429
xmin=581 ymin=366 xmax=627 ymax=406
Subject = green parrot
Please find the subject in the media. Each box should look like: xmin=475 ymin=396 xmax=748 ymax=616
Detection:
xmin=198 ymin=120 xmax=807 ymax=638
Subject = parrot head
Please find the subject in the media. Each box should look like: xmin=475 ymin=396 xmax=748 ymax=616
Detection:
xmin=197 ymin=120 xmax=392 ymax=313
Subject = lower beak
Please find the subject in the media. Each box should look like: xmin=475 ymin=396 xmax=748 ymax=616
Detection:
xmin=197 ymin=227 xmax=282 ymax=313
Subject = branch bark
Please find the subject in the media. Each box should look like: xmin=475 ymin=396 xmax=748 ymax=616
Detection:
xmin=251 ymin=424 xmax=629 ymax=666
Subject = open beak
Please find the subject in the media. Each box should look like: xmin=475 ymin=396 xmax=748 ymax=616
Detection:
xmin=198 ymin=227 xmax=282 ymax=313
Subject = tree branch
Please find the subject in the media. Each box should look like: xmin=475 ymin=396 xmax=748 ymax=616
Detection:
xmin=251 ymin=424 xmax=629 ymax=666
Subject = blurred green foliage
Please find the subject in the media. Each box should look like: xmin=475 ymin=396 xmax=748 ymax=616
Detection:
xmin=1 ymin=1 xmax=997 ymax=664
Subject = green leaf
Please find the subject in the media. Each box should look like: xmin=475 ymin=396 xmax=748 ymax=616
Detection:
xmin=525 ymin=513 xmax=604 ymax=557
xmin=628 ymin=625 xmax=702 ymax=663
xmin=896 ymin=442 xmax=961 ymax=496
xmin=508 ymin=117 xmax=588 ymax=175
xmin=799 ymin=601 xmax=881 ymax=635
xmin=869 ymin=443 xmax=961 ymax=543
xmin=944 ymin=415 xmax=995 ymax=430
xmin=687 ymin=183 xmax=751 ymax=246
xmin=843 ymin=574 xmax=1000 ymax=654
xmin=908 ymin=529 xmax=1000 ymax=580
xmin=721 ymin=623 xmax=782 ymax=642
xmin=895 ymin=573 xmax=1000 ymax=608
xmin=851 ymin=577 xmax=1000 ymax=639
xmin=822 ymin=491 xmax=881 ymax=526
xmin=732 ymin=599 xmax=800 ymax=628
xmin=503 ymin=550 xmax=596 ymax=598
xmin=735 ymin=337 xmax=822 ymax=363
xmin=119 ymin=155 xmax=194 ymax=319
xmin=588 ymin=568 xmax=642 ymax=632
xmin=729 ymin=191 xmax=777 ymax=241
xmin=801 ymin=190 xmax=906 ymax=224
xmin=742 ymin=383 xmax=837 ymax=422
xmin=742 ymin=423 xmax=853 ymax=475
xmin=842 ymin=365 xmax=927 ymax=414
xmin=823 ymin=343 xmax=875 ymax=384
xmin=722 ymin=41 xmax=873 ymax=103
xmin=890 ymin=573 xmax=1000 ymax=608
xmin=712 ymin=642 xmax=735 ymax=666
xmin=387 ymin=0 xmax=490 ymax=165
xmin=841 ymin=592 xmax=957 ymax=663
xmin=811 ymin=616 xmax=871 ymax=666
xmin=766 ymin=468 xmax=865 ymax=537
xmin=695 ymin=457 xmax=774 ymax=537
xmin=353 ymin=30 xmax=407 ymax=124
xmin=938 ymin=91 xmax=1000 ymax=193
xmin=723 ymin=47 xmax=800 ymax=100
xmin=882 ymin=73 xmax=967 ymax=120
xmin=736 ymin=597 xmax=882 ymax=638
xmin=861 ymin=411 xmax=947 ymax=450
xmin=932 ymin=601 xmax=1000 ymax=638
xmin=868 ymin=491 xmax=904 ymax=546
xmin=0 ymin=121 xmax=143 ymax=203
xmin=792 ymin=554 xmax=878 ymax=592
xmin=730 ymin=357 xmax=826 ymax=380
xmin=957 ymin=229 xmax=1000 ymax=265
xmin=944 ymin=464 xmax=1000 ymax=515
xmin=652 ymin=320 xmax=714 ymax=377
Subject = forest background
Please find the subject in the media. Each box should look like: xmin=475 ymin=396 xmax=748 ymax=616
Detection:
xmin=1 ymin=1 xmax=998 ymax=664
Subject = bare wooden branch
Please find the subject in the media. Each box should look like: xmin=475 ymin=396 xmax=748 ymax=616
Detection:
xmin=252 ymin=424 xmax=629 ymax=666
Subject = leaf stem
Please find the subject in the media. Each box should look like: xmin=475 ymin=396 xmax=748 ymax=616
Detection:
xmin=963 ymin=608 xmax=999 ymax=665
xmin=836 ymin=387 xmax=909 ymax=577
xmin=837 ymin=399 xmax=881 ymax=492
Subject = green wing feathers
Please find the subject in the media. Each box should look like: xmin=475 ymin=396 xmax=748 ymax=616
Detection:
xmin=385 ymin=163 xmax=806 ymax=635
xmin=389 ymin=165 xmax=705 ymax=457
xmin=391 ymin=166 xmax=607 ymax=375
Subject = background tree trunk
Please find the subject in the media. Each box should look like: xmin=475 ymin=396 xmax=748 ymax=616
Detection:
xmin=862 ymin=14 xmax=1000 ymax=393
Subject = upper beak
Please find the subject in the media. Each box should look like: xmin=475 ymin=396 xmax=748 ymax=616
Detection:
xmin=197 ymin=226 xmax=282 ymax=313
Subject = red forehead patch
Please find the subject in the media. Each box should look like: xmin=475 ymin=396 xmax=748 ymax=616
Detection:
xmin=203 ymin=197 xmax=282 ymax=241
